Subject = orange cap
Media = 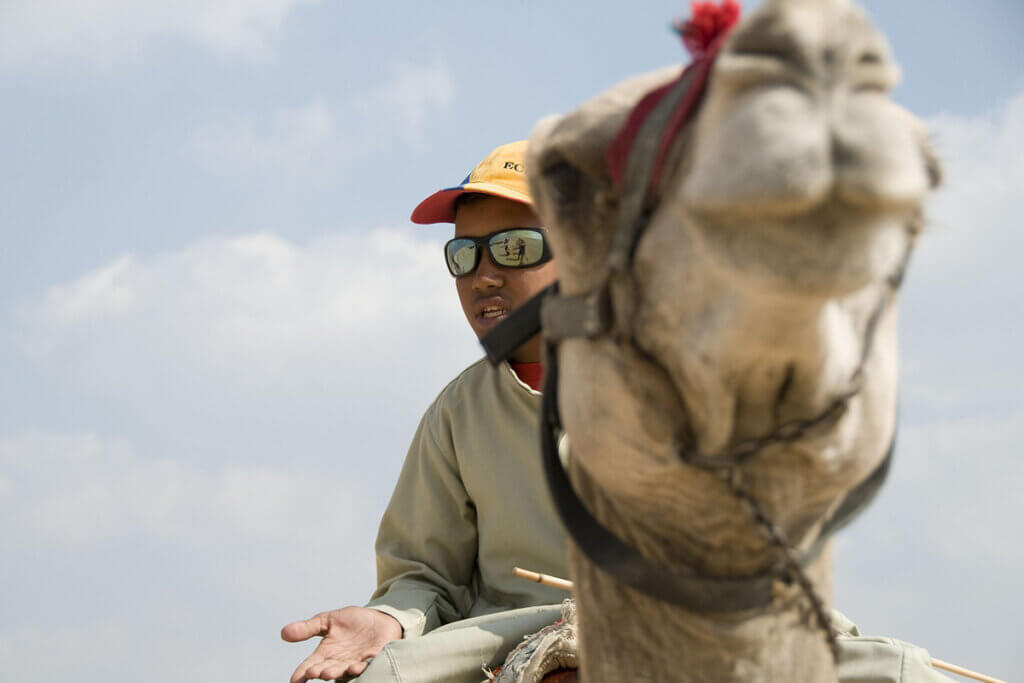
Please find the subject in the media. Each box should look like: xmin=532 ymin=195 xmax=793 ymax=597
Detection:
xmin=411 ymin=140 xmax=531 ymax=224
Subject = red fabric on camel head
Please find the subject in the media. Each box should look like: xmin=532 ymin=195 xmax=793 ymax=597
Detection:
xmin=674 ymin=0 xmax=742 ymax=60
xmin=605 ymin=0 xmax=742 ymax=192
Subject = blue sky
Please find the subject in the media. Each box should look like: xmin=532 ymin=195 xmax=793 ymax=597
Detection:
xmin=1 ymin=1 xmax=1022 ymax=681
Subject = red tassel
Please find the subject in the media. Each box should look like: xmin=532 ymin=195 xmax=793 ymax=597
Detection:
xmin=674 ymin=0 xmax=741 ymax=59
xmin=607 ymin=1 xmax=742 ymax=191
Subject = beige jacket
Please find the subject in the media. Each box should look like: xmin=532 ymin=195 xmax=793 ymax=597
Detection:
xmin=366 ymin=359 xmax=568 ymax=637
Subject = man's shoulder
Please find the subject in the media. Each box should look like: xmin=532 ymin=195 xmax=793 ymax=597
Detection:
xmin=422 ymin=358 xmax=534 ymax=431
xmin=414 ymin=359 xmax=499 ymax=440
xmin=431 ymin=357 xmax=499 ymax=412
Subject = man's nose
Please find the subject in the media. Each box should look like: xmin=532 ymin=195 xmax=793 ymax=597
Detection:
xmin=472 ymin=254 xmax=504 ymax=292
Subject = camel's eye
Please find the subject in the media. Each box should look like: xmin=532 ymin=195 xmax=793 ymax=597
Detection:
xmin=541 ymin=158 xmax=584 ymax=207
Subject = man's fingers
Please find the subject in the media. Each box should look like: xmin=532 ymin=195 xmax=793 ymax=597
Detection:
xmin=288 ymin=651 xmax=339 ymax=683
xmin=307 ymin=660 xmax=369 ymax=680
xmin=317 ymin=659 xmax=364 ymax=680
xmin=346 ymin=660 xmax=370 ymax=676
xmin=281 ymin=613 xmax=329 ymax=642
xmin=305 ymin=659 xmax=356 ymax=682
xmin=289 ymin=652 xmax=325 ymax=683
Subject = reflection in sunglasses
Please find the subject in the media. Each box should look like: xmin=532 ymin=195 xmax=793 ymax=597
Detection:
xmin=444 ymin=228 xmax=551 ymax=278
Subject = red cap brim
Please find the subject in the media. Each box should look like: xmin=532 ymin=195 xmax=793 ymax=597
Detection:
xmin=410 ymin=187 xmax=465 ymax=224
xmin=410 ymin=182 xmax=533 ymax=225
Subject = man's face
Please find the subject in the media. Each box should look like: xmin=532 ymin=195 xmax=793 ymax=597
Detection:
xmin=453 ymin=195 xmax=557 ymax=363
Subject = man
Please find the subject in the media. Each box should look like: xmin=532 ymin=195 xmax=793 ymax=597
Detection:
xmin=282 ymin=141 xmax=570 ymax=683
xmin=282 ymin=141 xmax=952 ymax=683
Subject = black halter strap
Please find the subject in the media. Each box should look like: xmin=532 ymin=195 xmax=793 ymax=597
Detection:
xmin=540 ymin=345 xmax=894 ymax=611
xmin=480 ymin=283 xmax=556 ymax=365
xmin=482 ymin=294 xmax=895 ymax=612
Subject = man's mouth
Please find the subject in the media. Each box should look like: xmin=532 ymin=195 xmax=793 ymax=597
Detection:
xmin=481 ymin=305 xmax=508 ymax=320
xmin=473 ymin=299 xmax=511 ymax=329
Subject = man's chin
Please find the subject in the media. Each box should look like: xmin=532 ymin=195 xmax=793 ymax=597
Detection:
xmin=472 ymin=312 xmax=510 ymax=337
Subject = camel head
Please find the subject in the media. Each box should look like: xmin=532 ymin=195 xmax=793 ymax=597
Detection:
xmin=526 ymin=0 xmax=940 ymax=676
xmin=532 ymin=0 xmax=941 ymax=298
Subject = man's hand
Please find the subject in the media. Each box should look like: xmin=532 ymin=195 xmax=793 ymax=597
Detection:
xmin=281 ymin=606 xmax=403 ymax=682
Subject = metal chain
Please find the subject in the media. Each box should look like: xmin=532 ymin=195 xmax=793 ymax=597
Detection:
xmin=673 ymin=360 xmax=867 ymax=660
xmin=668 ymin=244 xmax=912 ymax=659
xmin=675 ymin=236 xmax=911 ymax=468
xmin=718 ymin=468 xmax=841 ymax=662
xmin=675 ymin=387 xmax=858 ymax=468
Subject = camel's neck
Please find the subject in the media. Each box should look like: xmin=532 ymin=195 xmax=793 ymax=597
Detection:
xmin=569 ymin=545 xmax=838 ymax=683
xmin=556 ymin=220 xmax=900 ymax=683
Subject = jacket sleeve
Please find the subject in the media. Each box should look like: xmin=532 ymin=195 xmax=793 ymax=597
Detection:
xmin=365 ymin=402 xmax=479 ymax=637
xmin=831 ymin=610 xmax=954 ymax=682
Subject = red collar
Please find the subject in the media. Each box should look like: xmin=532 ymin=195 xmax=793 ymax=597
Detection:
xmin=510 ymin=361 xmax=544 ymax=392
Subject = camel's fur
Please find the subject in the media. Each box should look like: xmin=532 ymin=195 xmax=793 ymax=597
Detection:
xmin=525 ymin=0 xmax=940 ymax=680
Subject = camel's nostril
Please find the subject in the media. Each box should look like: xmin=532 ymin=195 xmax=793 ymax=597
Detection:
xmin=924 ymin=148 xmax=943 ymax=189
xmin=830 ymin=137 xmax=856 ymax=169
xmin=858 ymin=51 xmax=883 ymax=65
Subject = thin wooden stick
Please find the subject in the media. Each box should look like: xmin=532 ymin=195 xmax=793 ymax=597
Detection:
xmin=511 ymin=567 xmax=1004 ymax=683
xmin=512 ymin=566 xmax=574 ymax=591
xmin=930 ymin=658 xmax=1006 ymax=683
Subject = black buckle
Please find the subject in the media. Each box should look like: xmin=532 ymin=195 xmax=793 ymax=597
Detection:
xmin=540 ymin=287 xmax=613 ymax=342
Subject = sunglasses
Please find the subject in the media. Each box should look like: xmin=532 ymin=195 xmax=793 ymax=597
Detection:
xmin=444 ymin=228 xmax=553 ymax=278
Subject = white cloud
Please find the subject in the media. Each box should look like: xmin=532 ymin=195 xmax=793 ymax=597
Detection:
xmin=188 ymin=60 xmax=456 ymax=178
xmin=4 ymin=222 xmax=483 ymax=682
xmin=0 ymin=431 xmax=341 ymax=549
xmin=19 ymin=228 xmax=468 ymax=376
xmin=897 ymin=89 xmax=1024 ymax=415
xmin=15 ymin=227 xmax=478 ymax=464
xmin=24 ymin=254 xmax=138 ymax=332
xmin=859 ymin=409 xmax=1024 ymax=564
xmin=928 ymin=92 xmax=1024 ymax=203
xmin=833 ymin=406 xmax=1024 ymax=678
xmin=0 ymin=429 xmax=380 ymax=680
xmin=189 ymin=98 xmax=339 ymax=179
xmin=0 ymin=0 xmax=319 ymax=68
xmin=354 ymin=60 xmax=456 ymax=148
xmin=907 ymin=412 xmax=1024 ymax=562
xmin=832 ymin=89 xmax=1024 ymax=680
xmin=916 ymin=89 xmax=1024 ymax=287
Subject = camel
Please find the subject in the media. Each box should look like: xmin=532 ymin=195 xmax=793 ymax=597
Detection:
xmin=518 ymin=0 xmax=941 ymax=680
